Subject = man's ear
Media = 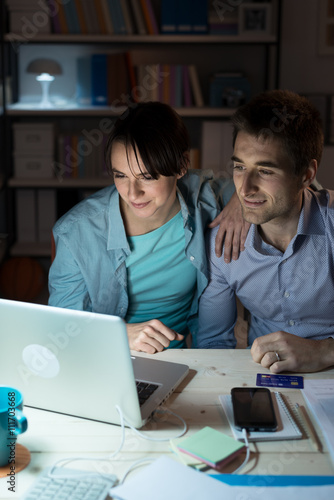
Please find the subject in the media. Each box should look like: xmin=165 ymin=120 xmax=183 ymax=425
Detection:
xmin=302 ymin=159 xmax=318 ymax=188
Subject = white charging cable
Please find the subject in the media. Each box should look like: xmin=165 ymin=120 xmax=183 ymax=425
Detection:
xmin=232 ymin=428 xmax=250 ymax=475
xmin=47 ymin=405 xmax=187 ymax=481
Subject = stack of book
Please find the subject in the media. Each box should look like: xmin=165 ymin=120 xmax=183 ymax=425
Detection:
xmin=135 ymin=63 xmax=204 ymax=107
xmin=56 ymin=132 xmax=109 ymax=180
xmin=76 ymin=52 xmax=204 ymax=108
xmin=44 ymin=0 xmax=159 ymax=35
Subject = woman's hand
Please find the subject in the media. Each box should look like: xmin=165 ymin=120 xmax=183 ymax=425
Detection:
xmin=126 ymin=320 xmax=184 ymax=354
xmin=209 ymin=192 xmax=250 ymax=262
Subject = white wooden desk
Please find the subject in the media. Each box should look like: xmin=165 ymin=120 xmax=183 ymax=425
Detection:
xmin=1 ymin=349 xmax=333 ymax=499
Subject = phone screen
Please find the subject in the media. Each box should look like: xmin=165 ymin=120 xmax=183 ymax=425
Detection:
xmin=231 ymin=387 xmax=277 ymax=431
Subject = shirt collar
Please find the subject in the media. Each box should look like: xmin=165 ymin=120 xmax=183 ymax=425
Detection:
xmin=245 ymin=188 xmax=326 ymax=255
xmin=106 ymin=187 xmax=191 ymax=251
xmin=107 ymin=189 xmax=129 ymax=251
xmin=297 ymin=188 xmax=325 ymax=236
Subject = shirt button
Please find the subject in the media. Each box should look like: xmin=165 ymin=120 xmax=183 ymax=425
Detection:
xmin=190 ymin=256 xmax=195 ymax=261
xmin=289 ymin=320 xmax=295 ymax=326
xmin=284 ymin=291 xmax=290 ymax=298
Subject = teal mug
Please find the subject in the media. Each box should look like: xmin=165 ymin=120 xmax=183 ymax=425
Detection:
xmin=0 ymin=386 xmax=28 ymax=467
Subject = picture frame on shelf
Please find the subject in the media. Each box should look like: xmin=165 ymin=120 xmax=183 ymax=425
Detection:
xmin=238 ymin=3 xmax=272 ymax=36
xmin=318 ymin=0 xmax=334 ymax=54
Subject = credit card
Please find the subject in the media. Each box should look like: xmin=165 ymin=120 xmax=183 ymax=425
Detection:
xmin=256 ymin=373 xmax=304 ymax=389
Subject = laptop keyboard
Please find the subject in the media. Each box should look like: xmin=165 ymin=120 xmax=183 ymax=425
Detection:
xmin=136 ymin=380 xmax=159 ymax=406
xmin=20 ymin=467 xmax=117 ymax=500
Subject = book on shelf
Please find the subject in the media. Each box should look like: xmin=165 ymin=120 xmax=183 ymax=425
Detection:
xmin=83 ymin=0 xmax=101 ymax=34
xmin=160 ymin=0 xmax=177 ymax=34
xmin=209 ymin=72 xmax=251 ymax=108
xmin=182 ymin=65 xmax=192 ymax=107
xmin=192 ymin=0 xmax=209 ymax=34
xmin=54 ymin=0 xmax=69 ymax=34
xmin=63 ymin=0 xmax=81 ymax=34
xmin=120 ymin=0 xmax=135 ymax=34
xmin=176 ymin=0 xmax=192 ymax=35
xmin=188 ymin=64 xmax=204 ymax=107
xmin=140 ymin=0 xmax=159 ymax=35
xmin=130 ymin=0 xmax=147 ymax=34
xmin=100 ymin=0 xmax=114 ymax=34
xmin=108 ymin=0 xmax=127 ymax=35
xmin=94 ymin=0 xmax=108 ymax=35
xmin=74 ymin=0 xmax=88 ymax=34
xmin=160 ymin=0 xmax=208 ymax=35
xmin=76 ymin=56 xmax=92 ymax=105
xmin=91 ymin=54 xmax=108 ymax=106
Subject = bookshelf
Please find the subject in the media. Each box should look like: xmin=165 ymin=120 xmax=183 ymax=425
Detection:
xmin=1 ymin=0 xmax=282 ymax=257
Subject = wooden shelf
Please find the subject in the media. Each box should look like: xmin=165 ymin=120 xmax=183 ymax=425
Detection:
xmin=5 ymin=34 xmax=278 ymax=44
xmin=8 ymin=177 xmax=113 ymax=188
xmin=6 ymin=104 xmax=236 ymax=118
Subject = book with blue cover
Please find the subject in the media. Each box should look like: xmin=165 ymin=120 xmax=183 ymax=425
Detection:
xmin=91 ymin=54 xmax=108 ymax=106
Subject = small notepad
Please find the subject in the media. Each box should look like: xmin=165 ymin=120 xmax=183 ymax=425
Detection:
xmin=219 ymin=392 xmax=302 ymax=442
xmin=177 ymin=426 xmax=246 ymax=469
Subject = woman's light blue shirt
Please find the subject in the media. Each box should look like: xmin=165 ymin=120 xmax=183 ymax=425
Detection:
xmin=48 ymin=170 xmax=234 ymax=346
xmin=126 ymin=211 xmax=197 ymax=347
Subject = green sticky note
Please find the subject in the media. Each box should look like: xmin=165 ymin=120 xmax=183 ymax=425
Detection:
xmin=177 ymin=426 xmax=246 ymax=469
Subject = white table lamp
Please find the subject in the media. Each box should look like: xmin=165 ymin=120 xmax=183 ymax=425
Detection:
xmin=26 ymin=59 xmax=62 ymax=108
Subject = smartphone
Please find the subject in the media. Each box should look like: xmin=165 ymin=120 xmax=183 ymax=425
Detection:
xmin=231 ymin=387 xmax=277 ymax=432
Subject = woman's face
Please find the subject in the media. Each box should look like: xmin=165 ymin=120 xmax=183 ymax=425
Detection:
xmin=111 ymin=142 xmax=184 ymax=231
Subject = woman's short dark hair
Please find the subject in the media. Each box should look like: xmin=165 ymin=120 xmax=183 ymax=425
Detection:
xmin=231 ymin=89 xmax=324 ymax=177
xmin=105 ymin=101 xmax=190 ymax=179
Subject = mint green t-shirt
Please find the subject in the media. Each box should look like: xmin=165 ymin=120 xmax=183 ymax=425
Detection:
xmin=125 ymin=211 xmax=197 ymax=348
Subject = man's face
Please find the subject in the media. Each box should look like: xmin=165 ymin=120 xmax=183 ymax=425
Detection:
xmin=232 ymin=131 xmax=304 ymax=227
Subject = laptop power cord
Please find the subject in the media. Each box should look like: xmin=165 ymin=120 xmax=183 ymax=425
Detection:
xmin=44 ymin=407 xmax=248 ymax=493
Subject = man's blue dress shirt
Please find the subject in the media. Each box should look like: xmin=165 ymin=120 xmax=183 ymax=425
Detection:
xmin=198 ymin=189 xmax=334 ymax=348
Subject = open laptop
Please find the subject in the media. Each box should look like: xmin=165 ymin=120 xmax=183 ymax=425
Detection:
xmin=0 ymin=298 xmax=189 ymax=428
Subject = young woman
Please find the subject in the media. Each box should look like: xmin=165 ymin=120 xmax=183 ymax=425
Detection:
xmin=48 ymin=102 xmax=246 ymax=353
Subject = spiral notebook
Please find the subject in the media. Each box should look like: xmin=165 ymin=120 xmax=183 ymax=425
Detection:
xmin=219 ymin=392 xmax=302 ymax=442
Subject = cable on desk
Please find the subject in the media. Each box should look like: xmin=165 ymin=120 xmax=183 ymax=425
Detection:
xmin=47 ymin=405 xmax=187 ymax=481
xmin=122 ymin=407 xmax=188 ymax=442
xmin=232 ymin=428 xmax=250 ymax=475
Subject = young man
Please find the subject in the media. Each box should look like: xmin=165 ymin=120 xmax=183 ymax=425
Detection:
xmin=198 ymin=89 xmax=334 ymax=374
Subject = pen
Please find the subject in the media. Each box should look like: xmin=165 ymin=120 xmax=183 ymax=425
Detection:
xmin=295 ymin=403 xmax=322 ymax=452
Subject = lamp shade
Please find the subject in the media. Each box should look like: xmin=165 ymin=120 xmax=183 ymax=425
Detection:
xmin=26 ymin=59 xmax=62 ymax=76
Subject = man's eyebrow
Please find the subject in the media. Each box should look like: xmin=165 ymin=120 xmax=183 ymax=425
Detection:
xmin=231 ymin=155 xmax=282 ymax=169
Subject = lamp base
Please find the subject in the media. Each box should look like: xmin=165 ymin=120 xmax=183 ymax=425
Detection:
xmin=37 ymin=76 xmax=54 ymax=108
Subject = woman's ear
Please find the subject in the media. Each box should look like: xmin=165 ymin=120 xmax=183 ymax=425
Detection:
xmin=177 ymin=152 xmax=190 ymax=179
xmin=302 ymin=159 xmax=318 ymax=187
